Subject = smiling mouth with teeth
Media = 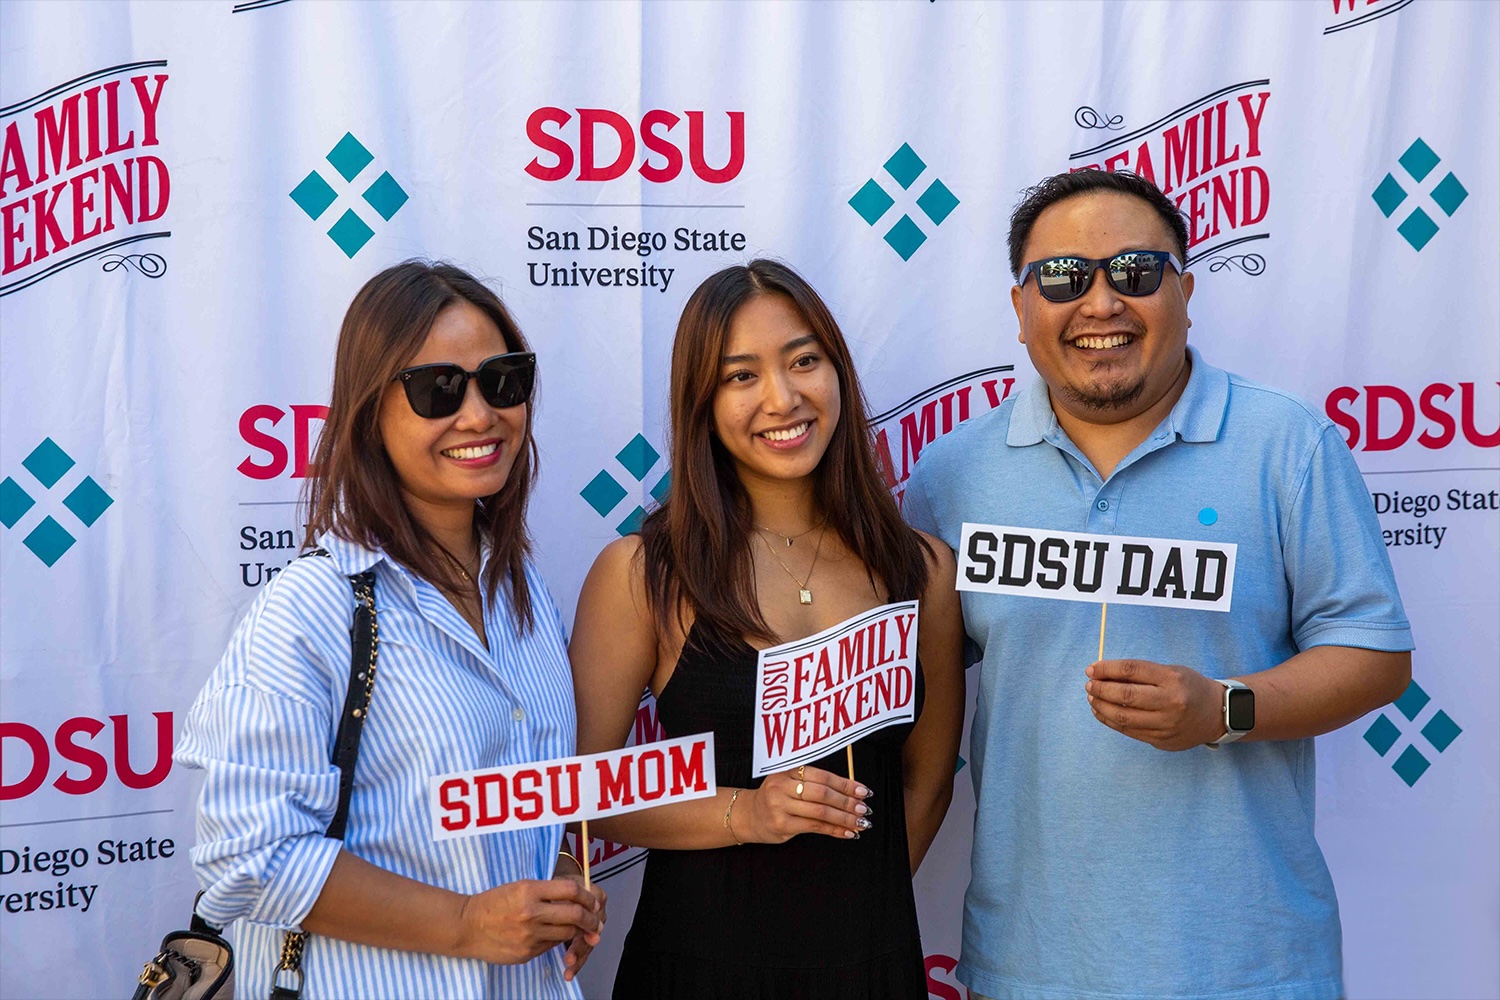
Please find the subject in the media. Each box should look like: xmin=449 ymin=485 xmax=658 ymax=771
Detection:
xmin=1072 ymin=333 xmax=1135 ymax=350
xmin=442 ymin=442 xmax=500 ymax=460
xmin=760 ymin=422 xmax=810 ymax=442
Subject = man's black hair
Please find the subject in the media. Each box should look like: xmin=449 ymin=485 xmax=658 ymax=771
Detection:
xmin=1007 ymin=169 xmax=1190 ymax=279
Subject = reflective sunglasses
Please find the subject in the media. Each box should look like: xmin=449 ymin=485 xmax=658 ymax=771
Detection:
xmin=1018 ymin=250 xmax=1184 ymax=303
xmin=392 ymin=352 xmax=536 ymax=418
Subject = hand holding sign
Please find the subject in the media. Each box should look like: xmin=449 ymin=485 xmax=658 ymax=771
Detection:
xmin=1085 ymin=659 xmax=1227 ymax=751
xmin=741 ymin=765 xmax=872 ymax=844
xmin=454 ymin=877 xmax=605 ymax=970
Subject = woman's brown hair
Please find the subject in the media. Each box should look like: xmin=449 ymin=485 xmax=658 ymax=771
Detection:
xmin=640 ymin=259 xmax=930 ymax=648
xmin=303 ymin=260 xmax=539 ymax=628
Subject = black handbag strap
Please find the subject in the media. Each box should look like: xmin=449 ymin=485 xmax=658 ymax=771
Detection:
xmin=324 ymin=565 xmax=378 ymax=841
xmin=270 ymin=549 xmax=380 ymax=999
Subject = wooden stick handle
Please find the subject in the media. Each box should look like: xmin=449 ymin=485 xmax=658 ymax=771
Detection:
xmin=846 ymin=744 xmax=855 ymax=783
xmin=1097 ymin=602 xmax=1108 ymax=662
xmin=581 ymin=820 xmax=591 ymax=891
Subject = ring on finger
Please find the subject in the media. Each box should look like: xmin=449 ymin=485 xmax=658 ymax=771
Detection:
xmin=797 ymin=765 xmax=806 ymax=781
xmin=795 ymin=782 xmax=804 ymax=798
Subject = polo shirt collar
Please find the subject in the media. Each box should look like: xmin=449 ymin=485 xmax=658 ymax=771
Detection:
xmin=1005 ymin=344 xmax=1228 ymax=448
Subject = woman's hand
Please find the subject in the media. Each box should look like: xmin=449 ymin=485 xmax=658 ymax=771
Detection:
xmin=455 ymin=878 xmax=605 ymax=967
xmin=740 ymin=765 xmax=872 ymax=844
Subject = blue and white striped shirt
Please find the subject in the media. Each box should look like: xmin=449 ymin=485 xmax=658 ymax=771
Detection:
xmin=176 ymin=534 xmax=582 ymax=999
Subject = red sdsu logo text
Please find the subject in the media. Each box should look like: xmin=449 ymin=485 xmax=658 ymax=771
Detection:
xmin=1 ymin=62 xmax=169 ymax=282
xmin=1070 ymin=81 xmax=1269 ymax=252
xmin=238 ymin=404 xmax=329 ymax=479
xmin=873 ymin=368 xmax=1016 ymax=507
xmin=1326 ymin=382 xmax=1499 ymax=451
xmin=526 ymin=108 xmax=744 ymax=183
xmin=1 ymin=712 xmax=172 ymax=800
xmin=925 ymin=954 xmax=974 ymax=1000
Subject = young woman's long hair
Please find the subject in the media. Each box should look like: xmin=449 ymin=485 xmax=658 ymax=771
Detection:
xmin=303 ymin=260 xmax=539 ymax=628
xmin=640 ymin=259 xmax=930 ymax=648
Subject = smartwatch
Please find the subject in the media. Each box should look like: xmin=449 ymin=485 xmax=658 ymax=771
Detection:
xmin=1207 ymin=679 xmax=1254 ymax=749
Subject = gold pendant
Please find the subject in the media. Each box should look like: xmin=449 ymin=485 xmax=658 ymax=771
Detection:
xmin=799 ymin=588 xmax=813 ymax=605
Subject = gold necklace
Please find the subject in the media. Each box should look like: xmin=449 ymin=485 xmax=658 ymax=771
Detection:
xmin=753 ymin=514 xmax=828 ymax=548
xmin=757 ymin=522 xmax=828 ymax=605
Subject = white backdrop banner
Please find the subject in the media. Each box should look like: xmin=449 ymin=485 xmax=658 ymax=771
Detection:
xmin=1 ymin=2 xmax=1496 ymax=998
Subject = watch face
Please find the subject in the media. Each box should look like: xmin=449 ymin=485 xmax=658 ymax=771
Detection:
xmin=1227 ymin=687 xmax=1255 ymax=732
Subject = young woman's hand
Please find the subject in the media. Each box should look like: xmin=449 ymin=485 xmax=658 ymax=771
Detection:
xmin=456 ymin=878 xmax=605 ymax=967
xmin=740 ymin=766 xmax=872 ymax=843
xmin=555 ymin=868 xmax=608 ymax=980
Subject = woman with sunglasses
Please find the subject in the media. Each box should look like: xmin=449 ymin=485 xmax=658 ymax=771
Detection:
xmin=569 ymin=260 xmax=965 ymax=998
xmin=177 ymin=261 xmax=604 ymax=999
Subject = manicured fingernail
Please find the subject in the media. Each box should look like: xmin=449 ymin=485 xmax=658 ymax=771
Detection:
xmin=852 ymin=832 xmax=861 ymax=840
xmin=856 ymin=817 xmax=872 ymax=830
xmin=844 ymin=829 xmax=856 ymax=838
xmin=855 ymin=803 xmax=869 ymax=815
xmin=858 ymin=785 xmax=872 ymax=798
xmin=1086 ymin=665 xmax=1095 ymax=677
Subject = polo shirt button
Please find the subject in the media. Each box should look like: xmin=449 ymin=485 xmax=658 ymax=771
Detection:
xmin=512 ymin=707 xmax=525 ymax=722
xmin=1096 ymin=499 xmax=1109 ymax=511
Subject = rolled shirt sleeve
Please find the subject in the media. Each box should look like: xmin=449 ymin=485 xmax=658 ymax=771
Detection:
xmin=1283 ymin=425 xmax=1414 ymax=652
xmin=175 ymin=561 xmax=353 ymax=930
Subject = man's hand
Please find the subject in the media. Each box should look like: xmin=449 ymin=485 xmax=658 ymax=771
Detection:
xmin=1085 ymin=659 xmax=1228 ymax=751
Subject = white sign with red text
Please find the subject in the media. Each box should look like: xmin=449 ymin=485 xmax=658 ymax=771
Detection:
xmin=752 ymin=601 xmax=919 ymax=777
xmin=957 ymin=523 xmax=1237 ymax=612
xmin=430 ymin=733 xmax=715 ymax=841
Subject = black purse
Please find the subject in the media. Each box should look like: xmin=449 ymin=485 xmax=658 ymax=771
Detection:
xmin=136 ymin=558 xmax=379 ymax=1000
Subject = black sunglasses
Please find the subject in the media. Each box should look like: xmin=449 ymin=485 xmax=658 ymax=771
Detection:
xmin=1018 ymin=250 xmax=1184 ymax=303
xmin=392 ymin=352 xmax=536 ymax=418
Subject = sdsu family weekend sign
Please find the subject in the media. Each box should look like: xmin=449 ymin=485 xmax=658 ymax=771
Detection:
xmin=753 ymin=602 xmax=920 ymax=777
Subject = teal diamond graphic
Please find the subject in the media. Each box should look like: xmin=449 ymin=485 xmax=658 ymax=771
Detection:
xmin=1371 ymin=174 xmax=1407 ymax=218
xmin=616 ymin=505 xmax=647 ymax=536
xmin=1430 ymin=172 xmax=1468 ymax=217
xmin=23 ymin=515 xmax=75 ymax=566
xmin=616 ymin=434 xmax=660 ymax=480
xmin=1391 ymin=745 xmax=1430 ymax=787
xmin=884 ymin=143 xmax=926 ymax=190
xmin=917 ymin=179 xmax=959 ymax=226
xmin=290 ymin=171 xmax=337 ymax=220
xmin=1421 ymin=710 xmax=1462 ymax=752
xmin=580 ymin=471 xmax=627 ymax=517
xmin=955 ymin=754 xmax=967 ymax=774
xmin=363 ymin=171 xmax=409 ymax=222
xmin=0 ymin=477 xmax=35 ymax=528
xmin=23 ymin=438 xmax=75 ymax=488
xmin=650 ymin=471 xmax=672 ymax=504
xmin=849 ymin=180 xmax=894 ymax=226
xmin=1363 ymin=714 xmax=1400 ymax=756
xmin=884 ymin=214 xmax=927 ymax=261
xmin=1397 ymin=208 xmax=1438 ymax=251
xmin=1393 ymin=680 xmax=1430 ymax=721
xmin=327 ymin=210 xmax=375 ymax=258
xmin=1398 ymin=138 xmax=1439 ymax=182
xmin=327 ymin=132 xmax=374 ymax=182
xmin=63 ymin=476 xmax=113 ymax=526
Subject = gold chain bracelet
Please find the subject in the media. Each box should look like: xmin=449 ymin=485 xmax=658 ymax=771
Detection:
xmin=722 ymin=788 xmax=742 ymax=845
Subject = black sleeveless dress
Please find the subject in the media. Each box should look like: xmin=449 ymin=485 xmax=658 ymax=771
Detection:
xmin=612 ymin=622 xmax=928 ymax=999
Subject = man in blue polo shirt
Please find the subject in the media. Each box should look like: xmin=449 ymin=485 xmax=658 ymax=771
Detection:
xmin=904 ymin=169 xmax=1413 ymax=1000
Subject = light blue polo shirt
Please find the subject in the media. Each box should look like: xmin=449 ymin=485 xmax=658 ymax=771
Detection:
xmin=903 ymin=347 xmax=1412 ymax=1000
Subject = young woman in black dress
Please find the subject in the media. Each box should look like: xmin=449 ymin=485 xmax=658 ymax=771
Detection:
xmin=569 ymin=260 xmax=964 ymax=999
